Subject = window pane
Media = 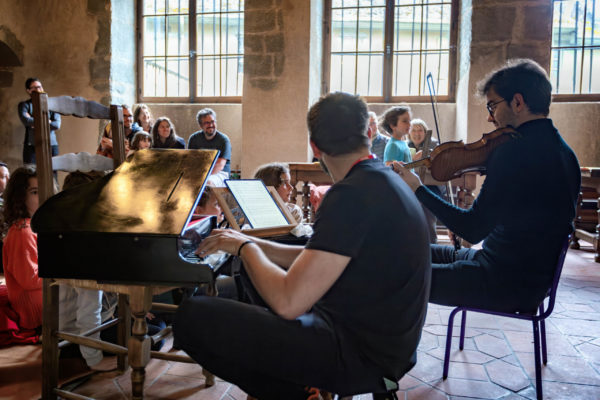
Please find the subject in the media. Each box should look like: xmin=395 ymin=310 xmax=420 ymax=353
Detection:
xmin=357 ymin=7 xmax=385 ymax=52
xmin=198 ymin=56 xmax=218 ymax=96
xmin=144 ymin=16 xmax=166 ymax=56
xmin=333 ymin=0 xmax=359 ymax=7
xmin=356 ymin=54 xmax=383 ymax=96
xmin=166 ymin=58 xmax=189 ymax=96
xmin=166 ymin=0 xmax=189 ymax=13
xmin=582 ymin=48 xmax=600 ymax=93
xmin=395 ymin=4 xmax=421 ymax=52
xmin=144 ymin=58 xmax=166 ymax=97
xmin=552 ymin=0 xmax=585 ymax=47
xmin=221 ymin=11 xmax=244 ymax=54
xmin=221 ymin=55 xmax=244 ymax=96
xmin=144 ymin=0 xmax=166 ymax=15
xmin=198 ymin=13 xmax=220 ymax=55
xmin=584 ymin=0 xmax=600 ymax=45
xmin=393 ymin=52 xmax=421 ymax=96
xmin=421 ymin=50 xmax=449 ymax=96
xmin=424 ymin=4 xmax=451 ymax=50
xmin=330 ymin=54 xmax=358 ymax=93
xmin=167 ymin=15 xmax=188 ymax=56
xmin=551 ymin=48 xmax=582 ymax=93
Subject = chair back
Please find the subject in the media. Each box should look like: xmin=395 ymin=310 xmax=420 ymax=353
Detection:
xmin=539 ymin=234 xmax=572 ymax=320
xmin=31 ymin=92 xmax=125 ymax=204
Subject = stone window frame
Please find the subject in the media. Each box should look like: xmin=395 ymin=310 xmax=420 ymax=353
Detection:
xmin=136 ymin=0 xmax=244 ymax=103
xmin=322 ymin=0 xmax=459 ymax=103
xmin=550 ymin=0 xmax=600 ymax=102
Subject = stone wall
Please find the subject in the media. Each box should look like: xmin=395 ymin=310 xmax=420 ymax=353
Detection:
xmin=0 ymin=0 xmax=112 ymax=171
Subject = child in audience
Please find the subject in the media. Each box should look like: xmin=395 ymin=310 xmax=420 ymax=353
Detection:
xmin=193 ymin=186 xmax=223 ymax=223
xmin=97 ymin=123 xmax=130 ymax=158
xmin=58 ymin=172 xmax=114 ymax=369
xmin=151 ymin=117 xmax=185 ymax=149
xmin=381 ymin=105 xmax=413 ymax=165
xmin=1 ymin=166 xmax=42 ymax=331
xmin=133 ymin=104 xmax=154 ymax=133
xmin=254 ymin=162 xmax=303 ymax=222
xmin=127 ymin=131 xmax=153 ymax=158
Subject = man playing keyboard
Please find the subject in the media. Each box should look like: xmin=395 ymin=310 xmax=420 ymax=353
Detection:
xmin=174 ymin=92 xmax=431 ymax=400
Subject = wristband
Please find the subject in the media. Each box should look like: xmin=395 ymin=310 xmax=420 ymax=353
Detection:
xmin=237 ymin=240 xmax=256 ymax=256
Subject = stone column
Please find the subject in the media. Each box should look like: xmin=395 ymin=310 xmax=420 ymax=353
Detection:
xmin=241 ymin=0 xmax=323 ymax=177
xmin=462 ymin=0 xmax=553 ymax=142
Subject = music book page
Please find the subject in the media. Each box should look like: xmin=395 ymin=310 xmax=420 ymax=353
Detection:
xmin=225 ymin=180 xmax=289 ymax=229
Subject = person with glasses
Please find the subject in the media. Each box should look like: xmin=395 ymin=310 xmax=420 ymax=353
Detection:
xmin=96 ymin=105 xmax=142 ymax=158
xmin=394 ymin=58 xmax=580 ymax=313
xmin=254 ymin=162 xmax=303 ymax=223
xmin=18 ymin=78 xmax=62 ymax=164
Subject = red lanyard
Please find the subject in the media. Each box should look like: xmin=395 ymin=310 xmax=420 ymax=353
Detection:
xmin=350 ymin=154 xmax=375 ymax=169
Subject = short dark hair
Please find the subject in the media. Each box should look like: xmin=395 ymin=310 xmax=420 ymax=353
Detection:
xmin=380 ymin=105 xmax=411 ymax=134
xmin=196 ymin=108 xmax=216 ymax=125
xmin=25 ymin=77 xmax=40 ymax=90
xmin=254 ymin=162 xmax=290 ymax=188
xmin=2 ymin=165 xmax=37 ymax=229
xmin=307 ymin=92 xmax=370 ymax=156
xmin=478 ymin=58 xmax=552 ymax=116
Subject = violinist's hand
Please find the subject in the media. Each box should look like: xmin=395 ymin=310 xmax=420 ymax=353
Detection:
xmin=392 ymin=161 xmax=423 ymax=192
xmin=195 ymin=228 xmax=254 ymax=257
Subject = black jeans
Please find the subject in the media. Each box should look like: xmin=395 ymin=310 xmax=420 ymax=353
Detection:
xmin=173 ymin=271 xmax=389 ymax=399
xmin=23 ymin=144 xmax=59 ymax=164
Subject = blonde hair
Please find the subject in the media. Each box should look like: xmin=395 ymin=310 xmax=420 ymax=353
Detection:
xmin=410 ymin=118 xmax=429 ymax=132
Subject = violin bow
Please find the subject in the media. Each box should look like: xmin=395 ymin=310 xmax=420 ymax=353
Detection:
xmin=426 ymin=73 xmax=462 ymax=251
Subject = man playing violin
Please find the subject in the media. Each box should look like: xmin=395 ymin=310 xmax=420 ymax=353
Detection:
xmin=394 ymin=58 xmax=580 ymax=313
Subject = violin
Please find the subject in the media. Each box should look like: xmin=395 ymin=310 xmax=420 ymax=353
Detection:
xmin=402 ymin=126 xmax=519 ymax=181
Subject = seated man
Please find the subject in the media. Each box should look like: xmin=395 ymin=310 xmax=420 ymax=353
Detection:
xmin=188 ymin=108 xmax=232 ymax=187
xmin=395 ymin=59 xmax=580 ymax=313
xmin=174 ymin=92 xmax=431 ymax=399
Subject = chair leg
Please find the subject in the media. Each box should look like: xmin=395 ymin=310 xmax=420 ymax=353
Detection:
xmin=443 ymin=308 xmax=460 ymax=379
xmin=539 ymin=306 xmax=548 ymax=365
xmin=532 ymin=320 xmax=543 ymax=400
xmin=42 ymin=279 xmax=59 ymax=400
xmin=459 ymin=310 xmax=467 ymax=350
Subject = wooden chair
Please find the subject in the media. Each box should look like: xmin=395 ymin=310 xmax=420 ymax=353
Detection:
xmin=570 ymin=168 xmax=600 ymax=262
xmin=442 ymin=235 xmax=571 ymax=400
xmin=288 ymin=162 xmax=333 ymax=222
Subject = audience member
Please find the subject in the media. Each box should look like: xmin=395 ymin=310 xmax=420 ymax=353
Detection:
xmin=188 ymin=108 xmax=232 ymax=186
xmin=0 ymin=162 xmax=9 ymax=273
xmin=151 ymin=117 xmax=185 ymax=149
xmin=381 ymin=106 xmax=413 ymax=165
xmin=127 ymin=131 xmax=152 ymax=157
xmin=2 ymin=166 xmax=42 ymax=330
xmin=254 ymin=162 xmax=303 ymax=223
xmin=133 ymin=104 xmax=154 ymax=133
xmin=407 ymin=119 xmax=443 ymax=243
xmin=368 ymin=111 xmax=389 ymax=160
xmin=194 ymin=186 xmax=223 ymax=222
xmin=58 ymin=171 xmax=114 ymax=370
xmin=97 ymin=105 xmax=140 ymax=158
xmin=18 ymin=78 xmax=61 ymax=164
xmin=174 ymin=92 xmax=431 ymax=399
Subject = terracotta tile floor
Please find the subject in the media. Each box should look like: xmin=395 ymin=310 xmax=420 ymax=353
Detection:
xmin=1 ymin=243 xmax=600 ymax=399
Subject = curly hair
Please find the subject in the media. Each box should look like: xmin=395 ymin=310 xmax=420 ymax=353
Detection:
xmin=2 ymin=165 xmax=37 ymax=231
xmin=380 ymin=105 xmax=411 ymax=134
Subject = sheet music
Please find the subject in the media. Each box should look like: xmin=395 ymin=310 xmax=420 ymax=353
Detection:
xmin=225 ymin=180 xmax=289 ymax=229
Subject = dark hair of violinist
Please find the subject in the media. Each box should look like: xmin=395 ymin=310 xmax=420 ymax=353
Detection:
xmin=478 ymin=58 xmax=552 ymax=116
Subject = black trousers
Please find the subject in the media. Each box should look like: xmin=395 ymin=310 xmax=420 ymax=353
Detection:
xmin=429 ymin=245 xmax=538 ymax=312
xmin=173 ymin=277 xmax=389 ymax=399
xmin=23 ymin=144 xmax=59 ymax=164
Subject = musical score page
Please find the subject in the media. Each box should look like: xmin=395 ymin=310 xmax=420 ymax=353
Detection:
xmin=225 ymin=179 xmax=289 ymax=229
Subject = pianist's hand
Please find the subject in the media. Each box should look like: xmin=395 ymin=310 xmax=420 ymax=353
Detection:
xmin=392 ymin=161 xmax=422 ymax=192
xmin=196 ymin=228 xmax=253 ymax=257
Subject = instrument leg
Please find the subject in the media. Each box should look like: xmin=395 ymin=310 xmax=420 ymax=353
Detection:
xmin=128 ymin=287 xmax=153 ymax=400
xmin=202 ymin=280 xmax=217 ymax=387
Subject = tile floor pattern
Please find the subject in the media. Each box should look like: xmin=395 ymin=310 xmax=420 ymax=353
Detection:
xmin=2 ymin=244 xmax=600 ymax=399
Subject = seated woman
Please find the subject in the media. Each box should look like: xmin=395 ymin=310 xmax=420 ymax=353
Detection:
xmin=2 ymin=166 xmax=42 ymax=330
xmin=151 ymin=117 xmax=185 ymax=149
xmin=253 ymin=162 xmax=303 ymax=223
xmin=127 ymin=131 xmax=152 ymax=158
xmin=408 ymin=119 xmax=445 ymax=244
xmin=133 ymin=104 xmax=154 ymax=133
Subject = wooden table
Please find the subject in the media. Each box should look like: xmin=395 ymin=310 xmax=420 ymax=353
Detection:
xmin=571 ymin=167 xmax=600 ymax=262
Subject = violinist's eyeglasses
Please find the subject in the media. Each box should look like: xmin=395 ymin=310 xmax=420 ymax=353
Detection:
xmin=486 ymin=99 xmax=506 ymax=116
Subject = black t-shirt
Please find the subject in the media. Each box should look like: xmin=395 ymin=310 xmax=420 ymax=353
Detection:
xmin=306 ymin=158 xmax=431 ymax=379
